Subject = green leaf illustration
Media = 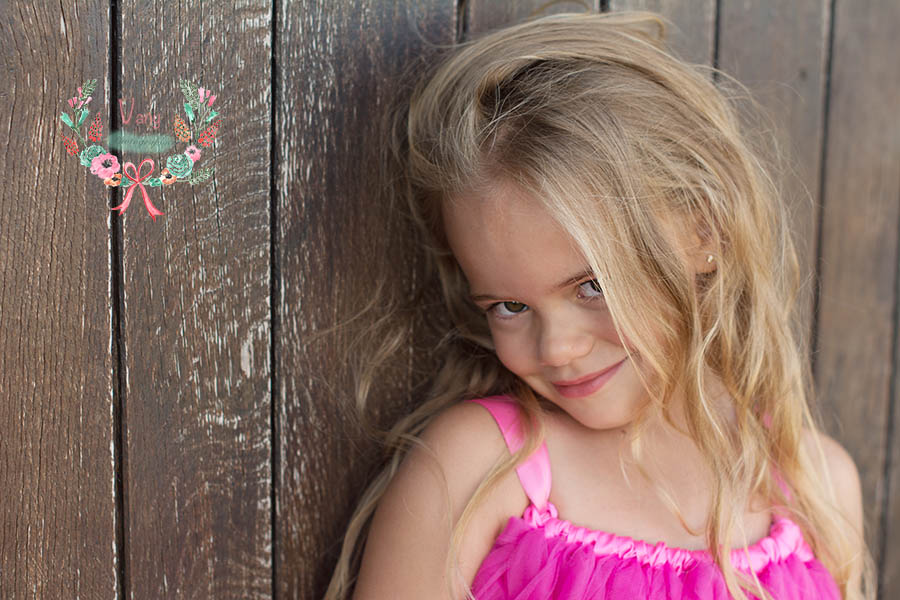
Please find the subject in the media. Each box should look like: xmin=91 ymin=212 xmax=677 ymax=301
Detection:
xmin=186 ymin=167 xmax=214 ymax=185
xmin=60 ymin=112 xmax=74 ymax=128
xmin=77 ymin=109 xmax=89 ymax=126
xmin=178 ymin=80 xmax=193 ymax=103
xmin=203 ymin=110 xmax=219 ymax=124
xmin=80 ymin=79 xmax=97 ymax=101
xmin=184 ymin=102 xmax=195 ymax=122
xmin=179 ymin=80 xmax=201 ymax=113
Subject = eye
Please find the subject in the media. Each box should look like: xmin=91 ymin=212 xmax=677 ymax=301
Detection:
xmin=490 ymin=301 xmax=529 ymax=318
xmin=578 ymin=279 xmax=604 ymax=299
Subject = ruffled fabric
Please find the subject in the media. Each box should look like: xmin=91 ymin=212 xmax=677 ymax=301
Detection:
xmin=471 ymin=502 xmax=840 ymax=599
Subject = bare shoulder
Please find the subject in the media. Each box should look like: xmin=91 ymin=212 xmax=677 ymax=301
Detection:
xmin=409 ymin=400 xmax=525 ymax=521
xmin=801 ymin=428 xmax=864 ymax=531
xmin=353 ymin=400 xmax=527 ymax=599
xmin=417 ymin=400 xmax=511 ymax=482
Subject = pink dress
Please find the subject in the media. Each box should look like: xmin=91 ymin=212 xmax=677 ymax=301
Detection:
xmin=467 ymin=396 xmax=840 ymax=599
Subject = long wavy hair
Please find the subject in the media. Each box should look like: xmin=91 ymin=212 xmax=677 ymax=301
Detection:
xmin=325 ymin=11 xmax=874 ymax=600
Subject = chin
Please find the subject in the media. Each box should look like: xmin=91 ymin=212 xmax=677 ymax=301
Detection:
xmin=542 ymin=397 xmax=633 ymax=432
xmin=575 ymin=413 xmax=638 ymax=432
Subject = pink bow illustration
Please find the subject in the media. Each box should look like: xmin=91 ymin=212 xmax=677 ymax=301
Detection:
xmin=111 ymin=158 xmax=164 ymax=221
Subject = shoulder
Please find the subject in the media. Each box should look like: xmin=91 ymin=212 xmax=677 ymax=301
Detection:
xmin=800 ymin=428 xmax=863 ymax=531
xmin=409 ymin=398 xmax=529 ymax=528
xmin=353 ymin=399 xmax=528 ymax=599
xmin=417 ymin=399 xmax=512 ymax=475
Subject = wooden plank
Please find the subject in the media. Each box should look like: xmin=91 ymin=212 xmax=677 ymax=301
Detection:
xmin=116 ymin=2 xmax=273 ymax=598
xmin=814 ymin=0 xmax=900 ymax=586
xmin=467 ymin=0 xmax=599 ymax=36
xmin=275 ymin=2 xmax=454 ymax=597
xmin=0 ymin=2 xmax=118 ymax=599
xmin=717 ymin=1 xmax=828 ymax=412
xmin=609 ymin=0 xmax=715 ymax=67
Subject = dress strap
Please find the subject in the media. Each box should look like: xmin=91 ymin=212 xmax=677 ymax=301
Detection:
xmin=466 ymin=396 xmax=552 ymax=510
xmin=772 ymin=466 xmax=794 ymax=501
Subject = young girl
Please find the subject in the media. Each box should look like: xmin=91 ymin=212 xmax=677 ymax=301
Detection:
xmin=326 ymin=11 xmax=873 ymax=600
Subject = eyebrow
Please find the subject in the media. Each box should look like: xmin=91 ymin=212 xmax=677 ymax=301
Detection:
xmin=469 ymin=269 xmax=595 ymax=303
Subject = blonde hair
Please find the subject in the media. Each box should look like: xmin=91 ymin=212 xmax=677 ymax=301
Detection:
xmin=326 ymin=11 xmax=874 ymax=600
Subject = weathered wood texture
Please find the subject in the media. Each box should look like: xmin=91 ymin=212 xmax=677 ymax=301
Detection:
xmin=814 ymin=1 xmax=900 ymax=596
xmin=116 ymin=1 xmax=273 ymax=598
xmin=610 ymin=0 xmax=715 ymax=66
xmin=717 ymin=0 xmax=828 ymax=370
xmin=2 ymin=2 xmax=900 ymax=599
xmin=275 ymin=2 xmax=454 ymax=597
xmin=0 ymin=2 xmax=119 ymax=599
xmin=466 ymin=0 xmax=600 ymax=35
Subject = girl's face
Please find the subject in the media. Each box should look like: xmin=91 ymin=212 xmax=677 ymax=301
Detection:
xmin=442 ymin=180 xmax=653 ymax=432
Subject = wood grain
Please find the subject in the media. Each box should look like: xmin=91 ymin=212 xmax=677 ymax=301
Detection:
xmin=0 ymin=2 xmax=118 ymax=599
xmin=116 ymin=1 xmax=273 ymax=598
xmin=609 ymin=0 xmax=715 ymax=67
xmin=466 ymin=0 xmax=598 ymax=36
xmin=717 ymin=1 xmax=828 ymax=411
xmin=275 ymin=2 xmax=454 ymax=597
xmin=813 ymin=0 xmax=900 ymax=586
xmin=1 ymin=2 xmax=898 ymax=599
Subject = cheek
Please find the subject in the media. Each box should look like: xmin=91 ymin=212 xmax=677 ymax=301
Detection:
xmin=489 ymin=324 xmax=535 ymax=375
xmin=593 ymin=311 xmax=630 ymax=348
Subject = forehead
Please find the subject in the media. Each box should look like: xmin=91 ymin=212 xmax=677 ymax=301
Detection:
xmin=441 ymin=181 xmax=587 ymax=294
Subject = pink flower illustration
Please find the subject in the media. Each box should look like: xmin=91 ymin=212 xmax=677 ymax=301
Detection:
xmin=68 ymin=94 xmax=92 ymax=110
xmin=184 ymin=145 xmax=202 ymax=162
xmin=198 ymin=87 xmax=216 ymax=107
xmin=90 ymin=153 xmax=121 ymax=179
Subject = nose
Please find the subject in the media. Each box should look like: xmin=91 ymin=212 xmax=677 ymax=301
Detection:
xmin=537 ymin=315 xmax=594 ymax=368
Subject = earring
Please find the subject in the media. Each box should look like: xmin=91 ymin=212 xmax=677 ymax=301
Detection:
xmin=706 ymin=254 xmax=715 ymax=263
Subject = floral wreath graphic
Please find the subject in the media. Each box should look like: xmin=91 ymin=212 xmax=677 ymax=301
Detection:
xmin=60 ymin=78 xmax=222 ymax=221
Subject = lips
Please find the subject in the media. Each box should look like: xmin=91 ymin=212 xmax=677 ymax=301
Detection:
xmin=551 ymin=358 xmax=627 ymax=399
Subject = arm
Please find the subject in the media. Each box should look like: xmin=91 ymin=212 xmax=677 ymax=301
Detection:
xmin=352 ymin=401 xmax=527 ymax=599
xmin=805 ymin=429 xmax=866 ymax=592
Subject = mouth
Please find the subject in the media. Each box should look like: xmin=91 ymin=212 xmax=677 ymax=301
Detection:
xmin=551 ymin=358 xmax=627 ymax=399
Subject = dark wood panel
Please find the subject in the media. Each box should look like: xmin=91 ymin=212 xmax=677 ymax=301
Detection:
xmin=275 ymin=2 xmax=454 ymax=597
xmin=466 ymin=0 xmax=598 ymax=35
xmin=717 ymin=1 xmax=828 ymax=412
xmin=609 ymin=0 xmax=715 ymax=66
xmin=814 ymin=0 xmax=900 ymax=587
xmin=0 ymin=2 xmax=117 ymax=599
xmin=116 ymin=2 xmax=273 ymax=598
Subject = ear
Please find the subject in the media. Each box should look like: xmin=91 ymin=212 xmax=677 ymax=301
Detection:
xmin=659 ymin=211 xmax=718 ymax=275
xmin=677 ymin=216 xmax=718 ymax=275
xmin=686 ymin=227 xmax=718 ymax=275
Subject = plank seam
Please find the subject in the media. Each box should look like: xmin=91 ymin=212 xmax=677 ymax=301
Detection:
xmin=878 ymin=106 xmax=900 ymax=600
xmin=711 ymin=0 xmax=721 ymax=74
xmin=269 ymin=0 xmax=280 ymax=597
xmin=457 ymin=0 xmax=468 ymax=43
xmin=811 ymin=0 xmax=837 ymax=391
xmin=108 ymin=0 xmax=129 ymax=598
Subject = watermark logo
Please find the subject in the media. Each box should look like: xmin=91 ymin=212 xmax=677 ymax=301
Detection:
xmin=60 ymin=78 xmax=223 ymax=221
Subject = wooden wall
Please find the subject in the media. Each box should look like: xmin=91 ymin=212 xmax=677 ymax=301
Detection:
xmin=1 ymin=1 xmax=897 ymax=598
